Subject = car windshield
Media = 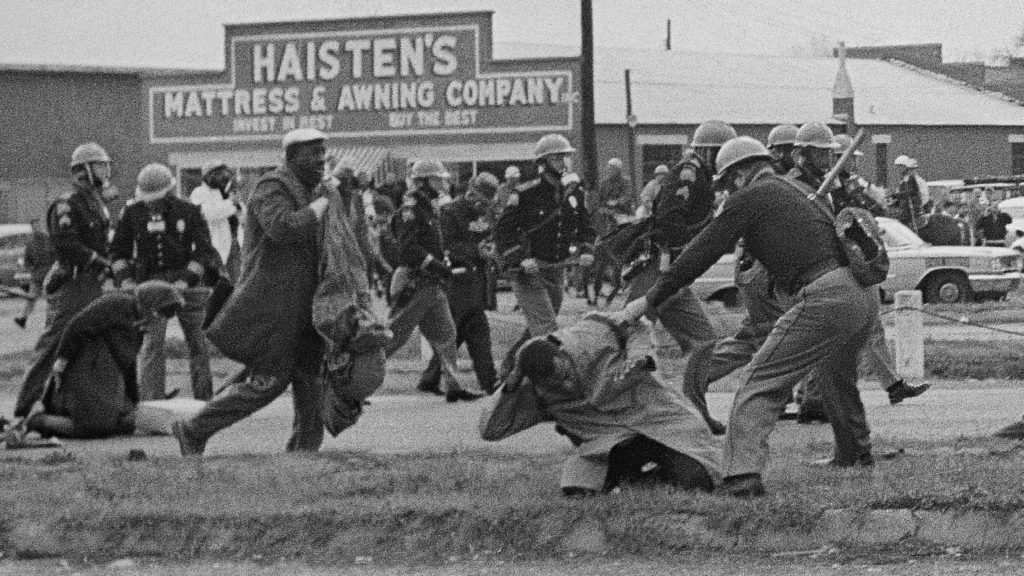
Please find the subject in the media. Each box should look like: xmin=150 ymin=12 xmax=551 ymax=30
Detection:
xmin=877 ymin=218 xmax=924 ymax=250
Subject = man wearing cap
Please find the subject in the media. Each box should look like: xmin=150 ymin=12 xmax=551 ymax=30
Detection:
xmin=12 ymin=142 xmax=117 ymax=423
xmin=612 ymin=135 xmax=878 ymax=497
xmin=110 ymin=163 xmax=220 ymax=402
xmin=385 ymin=158 xmax=483 ymax=403
xmin=418 ymin=172 xmax=501 ymax=395
xmin=20 ymin=281 xmax=184 ymax=439
xmin=172 ymin=128 xmax=333 ymax=455
xmin=892 ymin=155 xmax=926 ymax=232
xmin=189 ymin=161 xmax=241 ymax=281
xmin=480 ymin=313 xmax=720 ymax=496
xmin=495 ymin=134 xmax=596 ymax=374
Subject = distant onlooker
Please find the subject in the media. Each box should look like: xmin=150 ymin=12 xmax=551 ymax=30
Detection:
xmin=378 ymin=171 xmax=407 ymax=208
xmin=976 ymin=200 xmax=1013 ymax=246
xmin=891 ymin=155 xmax=926 ymax=232
xmin=636 ymin=164 xmax=669 ymax=218
xmin=13 ymin=218 xmax=55 ymax=329
xmin=918 ymin=201 xmax=967 ymax=246
xmin=492 ymin=165 xmax=521 ymax=220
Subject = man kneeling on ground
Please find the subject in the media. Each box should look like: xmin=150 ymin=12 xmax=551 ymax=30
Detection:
xmin=480 ymin=313 xmax=721 ymax=496
xmin=24 ymin=281 xmax=184 ymax=438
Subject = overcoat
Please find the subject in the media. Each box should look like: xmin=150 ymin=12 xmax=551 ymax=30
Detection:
xmin=207 ymin=165 xmax=323 ymax=377
xmin=480 ymin=315 xmax=722 ymax=490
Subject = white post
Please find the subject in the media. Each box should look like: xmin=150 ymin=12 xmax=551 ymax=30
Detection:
xmin=893 ymin=290 xmax=924 ymax=380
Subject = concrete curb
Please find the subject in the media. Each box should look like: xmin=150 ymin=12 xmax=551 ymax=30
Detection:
xmin=5 ymin=507 xmax=1024 ymax=562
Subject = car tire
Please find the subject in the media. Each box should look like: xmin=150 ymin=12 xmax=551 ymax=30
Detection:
xmin=923 ymin=271 xmax=971 ymax=304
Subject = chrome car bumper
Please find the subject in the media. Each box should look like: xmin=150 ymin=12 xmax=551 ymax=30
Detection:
xmin=968 ymin=272 xmax=1024 ymax=293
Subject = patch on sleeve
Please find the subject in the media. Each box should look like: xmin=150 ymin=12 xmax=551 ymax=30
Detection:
xmin=507 ymin=193 xmax=519 ymax=207
xmin=55 ymin=202 xmax=71 ymax=215
xmin=401 ymin=208 xmax=416 ymax=222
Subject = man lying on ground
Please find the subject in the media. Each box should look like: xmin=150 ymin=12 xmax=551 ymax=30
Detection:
xmin=479 ymin=312 xmax=721 ymax=496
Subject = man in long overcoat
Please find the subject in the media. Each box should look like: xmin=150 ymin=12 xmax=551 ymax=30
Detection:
xmin=480 ymin=313 xmax=721 ymax=495
xmin=172 ymin=128 xmax=332 ymax=456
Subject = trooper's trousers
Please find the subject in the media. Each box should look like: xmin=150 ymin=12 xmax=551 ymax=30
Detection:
xmin=721 ymin=267 xmax=877 ymax=477
xmin=385 ymin=280 xmax=463 ymax=393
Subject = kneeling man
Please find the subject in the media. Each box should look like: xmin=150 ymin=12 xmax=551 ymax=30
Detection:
xmin=26 ymin=281 xmax=184 ymax=438
xmin=480 ymin=313 xmax=721 ymax=496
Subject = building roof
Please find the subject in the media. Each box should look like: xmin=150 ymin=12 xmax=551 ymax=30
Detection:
xmin=589 ymin=47 xmax=1024 ymax=126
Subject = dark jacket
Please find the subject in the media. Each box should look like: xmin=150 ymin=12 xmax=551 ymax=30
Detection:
xmin=392 ymin=187 xmax=445 ymax=270
xmin=652 ymin=156 xmax=715 ymax=255
xmin=23 ymin=230 xmax=55 ymax=285
xmin=494 ymin=172 xmax=595 ymax=267
xmin=439 ymin=197 xmax=490 ymax=311
xmin=919 ymin=213 xmax=966 ymax=246
xmin=206 ymin=165 xmax=324 ymax=377
xmin=47 ymin=183 xmax=110 ymax=270
xmin=110 ymin=195 xmax=220 ymax=285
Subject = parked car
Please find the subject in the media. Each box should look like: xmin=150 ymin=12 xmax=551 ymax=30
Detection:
xmin=0 ymin=223 xmax=34 ymax=294
xmin=690 ymin=217 xmax=1023 ymax=306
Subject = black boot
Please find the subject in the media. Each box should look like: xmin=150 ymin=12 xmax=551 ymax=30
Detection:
xmin=887 ymin=380 xmax=930 ymax=405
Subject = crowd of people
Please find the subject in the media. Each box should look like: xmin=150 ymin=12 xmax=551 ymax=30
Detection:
xmin=7 ymin=118 xmax=982 ymax=499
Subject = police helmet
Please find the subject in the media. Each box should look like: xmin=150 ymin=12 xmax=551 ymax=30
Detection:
xmin=410 ymin=159 xmax=450 ymax=179
xmin=472 ymin=172 xmax=501 ymax=198
xmin=794 ymin=122 xmax=839 ymax=149
xmin=692 ymin=120 xmax=737 ymax=148
xmin=534 ymin=134 xmax=576 ymax=159
xmin=833 ymin=134 xmax=864 ymax=157
xmin=715 ymin=137 xmax=772 ymax=175
xmin=766 ymin=124 xmax=799 ymax=148
xmin=70 ymin=142 xmax=110 ymax=168
xmin=135 ymin=163 xmax=177 ymax=201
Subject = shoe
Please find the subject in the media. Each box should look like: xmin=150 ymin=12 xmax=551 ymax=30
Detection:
xmin=416 ymin=380 xmax=444 ymax=396
xmin=707 ymin=418 xmax=727 ymax=436
xmin=718 ymin=474 xmax=766 ymax=498
xmin=171 ymin=420 xmax=205 ymax=456
xmin=797 ymin=400 xmax=829 ymax=424
xmin=13 ymin=316 xmax=27 ymax=329
xmin=808 ymin=452 xmax=875 ymax=468
xmin=887 ymin=380 xmax=930 ymax=405
xmin=994 ymin=418 xmax=1024 ymax=440
xmin=445 ymin=388 xmax=484 ymax=403
xmin=164 ymin=389 xmax=180 ymax=400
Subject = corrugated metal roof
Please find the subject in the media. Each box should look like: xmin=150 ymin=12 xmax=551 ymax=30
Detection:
xmin=591 ymin=47 xmax=1024 ymax=126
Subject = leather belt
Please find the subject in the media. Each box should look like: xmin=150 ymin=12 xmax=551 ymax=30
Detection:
xmin=793 ymin=259 xmax=842 ymax=292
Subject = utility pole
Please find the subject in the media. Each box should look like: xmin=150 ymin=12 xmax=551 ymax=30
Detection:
xmin=580 ymin=0 xmax=598 ymax=190
xmin=625 ymin=69 xmax=638 ymax=187
xmin=666 ymin=19 xmax=672 ymax=50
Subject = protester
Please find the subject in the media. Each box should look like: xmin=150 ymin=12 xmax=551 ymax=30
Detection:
xmin=172 ymin=128 xmax=333 ymax=456
xmin=590 ymin=158 xmax=634 ymax=305
xmin=384 ymin=159 xmax=483 ymax=402
xmin=481 ymin=313 xmax=720 ymax=496
xmin=23 ymin=281 xmax=183 ymax=439
xmin=13 ymin=142 xmax=117 ymax=422
xmin=13 ymin=218 xmax=54 ymax=329
xmin=110 ymin=163 xmax=220 ymax=402
xmin=613 ymin=135 xmax=879 ymax=497
xmin=891 ymin=155 xmax=926 ymax=232
xmin=919 ymin=201 xmax=968 ymax=246
xmin=492 ymin=165 xmax=521 ymax=220
xmin=418 ymin=172 xmax=501 ymax=395
xmin=976 ymin=199 xmax=1013 ymax=246
xmin=189 ymin=161 xmax=242 ymax=281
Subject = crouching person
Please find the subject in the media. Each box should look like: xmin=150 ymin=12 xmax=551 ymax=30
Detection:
xmin=26 ymin=281 xmax=183 ymax=438
xmin=480 ymin=313 xmax=721 ymax=496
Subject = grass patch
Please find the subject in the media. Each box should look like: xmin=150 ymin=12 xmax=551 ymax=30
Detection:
xmin=923 ymin=339 xmax=1024 ymax=380
xmin=3 ymin=436 xmax=1024 ymax=562
xmin=880 ymin=300 xmax=1024 ymax=326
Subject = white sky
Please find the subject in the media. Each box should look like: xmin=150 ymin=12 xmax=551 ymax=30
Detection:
xmin=2 ymin=0 xmax=1023 ymax=69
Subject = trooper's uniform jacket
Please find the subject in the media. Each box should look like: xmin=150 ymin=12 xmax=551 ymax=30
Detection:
xmin=494 ymin=174 xmax=595 ymax=268
xmin=110 ymin=196 xmax=219 ymax=286
xmin=438 ymin=197 xmax=491 ymax=311
xmin=47 ymin=184 xmax=111 ymax=271
xmin=480 ymin=315 xmax=723 ymax=491
xmin=392 ymin=187 xmax=446 ymax=272
xmin=651 ymin=156 xmax=716 ymax=261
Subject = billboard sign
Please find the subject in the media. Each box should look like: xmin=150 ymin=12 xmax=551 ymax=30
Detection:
xmin=149 ymin=13 xmax=575 ymax=143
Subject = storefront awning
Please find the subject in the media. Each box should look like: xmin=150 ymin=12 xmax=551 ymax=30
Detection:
xmin=327 ymin=145 xmax=391 ymax=177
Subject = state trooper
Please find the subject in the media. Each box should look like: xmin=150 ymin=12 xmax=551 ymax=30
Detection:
xmin=384 ymin=159 xmax=482 ymax=403
xmin=613 ymin=135 xmax=879 ymax=497
xmin=110 ymin=163 xmax=220 ymax=401
xmin=766 ymin=123 xmax=799 ymax=175
xmin=625 ymin=120 xmax=736 ymax=435
xmin=494 ymin=133 xmax=595 ymax=368
xmin=13 ymin=142 xmax=118 ymax=421
xmin=418 ymin=172 xmax=501 ymax=395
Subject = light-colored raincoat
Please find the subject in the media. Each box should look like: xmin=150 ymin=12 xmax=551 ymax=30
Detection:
xmin=480 ymin=314 xmax=722 ymax=490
